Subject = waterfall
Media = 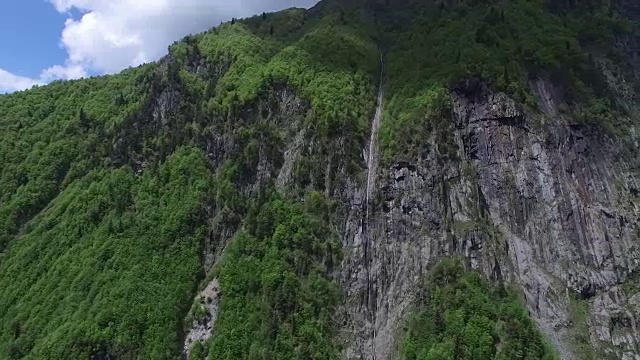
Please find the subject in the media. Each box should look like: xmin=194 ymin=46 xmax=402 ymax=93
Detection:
xmin=364 ymin=50 xmax=384 ymax=359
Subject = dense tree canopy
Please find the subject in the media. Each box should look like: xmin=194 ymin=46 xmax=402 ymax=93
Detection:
xmin=0 ymin=0 xmax=635 ymax=358
xmin=401 ymin=258 xmax=558 ymax=360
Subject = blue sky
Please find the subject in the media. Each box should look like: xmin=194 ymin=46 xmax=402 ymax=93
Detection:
xmin=0 ymin=1 xmax=67 ymax=79
xmin=0 ymin=0 xmax=318 ymax=93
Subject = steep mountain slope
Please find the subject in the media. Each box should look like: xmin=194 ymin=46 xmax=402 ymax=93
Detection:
xmin=0 ymin=1 xmax=638 ymax=359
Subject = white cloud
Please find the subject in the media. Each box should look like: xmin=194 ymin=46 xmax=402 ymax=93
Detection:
xmin=0 ymin=63 xmax=86 ymax=94
xmin=40 ymin=63 xmax=87 ymax=82
xmin=48 ymin=0 xmax=320 ymax=75
xmin=1 ymin=0 xmax=318 ymax=93
xmin=0 ymin=69 xmax=42 ymax=93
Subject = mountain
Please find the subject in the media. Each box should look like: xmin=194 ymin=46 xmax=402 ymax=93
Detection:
xmin=0 ymin=0 xmax=639 ymax=359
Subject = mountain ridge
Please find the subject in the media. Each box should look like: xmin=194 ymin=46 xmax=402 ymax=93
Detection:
xmin=0 ymin=0 xmax=639 ymax=359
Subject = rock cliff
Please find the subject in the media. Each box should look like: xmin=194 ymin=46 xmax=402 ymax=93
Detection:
xmin=177 ymin=4 xmax=640 ymax=358
xmin=162 ymin=4 xmax=640 ymax=358
xmin=2 ymin=1 xmax=638 ymax=359
xmin=339 ymin=76 xmax=639 ymax=359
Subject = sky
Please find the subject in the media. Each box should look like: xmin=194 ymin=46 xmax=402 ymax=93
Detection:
xmin=0 ymin=0 xmax=319 ymax=93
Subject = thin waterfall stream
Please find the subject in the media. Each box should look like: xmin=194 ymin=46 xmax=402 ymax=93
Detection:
xmin=364 ymin=50 xmax=384 ymax=359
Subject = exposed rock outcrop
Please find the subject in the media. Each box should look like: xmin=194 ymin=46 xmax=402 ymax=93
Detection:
xmin=340 ymin=78 xmax=640 ymax=359
xmin=183 ymin=279 xmax=221 ymax=357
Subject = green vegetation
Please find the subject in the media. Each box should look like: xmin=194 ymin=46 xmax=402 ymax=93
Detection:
xmin=0 ymin=66 xmax=153 ymax=253
xmin=0 ymin=7 xmax=377 ymax=357
xmin=197 ymin=11 xmax=379 ymax=136
xmin=242 ymin=8 xmax=316 ymax=45
xmin=0 ymin=1 xmax=636 ymax=358
xmin=379 ymin=0 xmax=633 ymax=162
xmin=379 ymin=84 xmax=452 ymax=163
xmin=0 ymin=148 xmax=212 ymax=359
xmin=168 ymin=11 xmax=380 ymax=183
xmin=266 ymin=16 xmax=378 ymax=135
xmin=197 ymin=191 xmax=342 ymax=359
xmin=400 ymin=258 xmax=558 ymax=360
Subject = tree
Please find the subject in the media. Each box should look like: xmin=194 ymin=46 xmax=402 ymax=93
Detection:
xmin=79 ymin=107 xmax=89 ymax=128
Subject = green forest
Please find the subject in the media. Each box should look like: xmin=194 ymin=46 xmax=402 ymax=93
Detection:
xmin=400 ymin=259 xmax=557 ymax=360
xmin=203 ymin=192 xmax=342 ymax=359
xmin=0 ymin=0 xmax=637 ymax=358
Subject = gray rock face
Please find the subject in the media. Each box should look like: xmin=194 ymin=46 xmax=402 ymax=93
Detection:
xmin=183 ymin=279 xmax=221 ymax=357
xmin=340 ymin=79 xmax=640 ymax=359
xmin=168 ymin=31 xmax=640 ymax=359
xmin=592 ymin=286 xmax=640 ymax=360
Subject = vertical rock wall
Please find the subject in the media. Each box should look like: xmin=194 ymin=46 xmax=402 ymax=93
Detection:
xmin=340 ymin=79 xmax=640 ymax=359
